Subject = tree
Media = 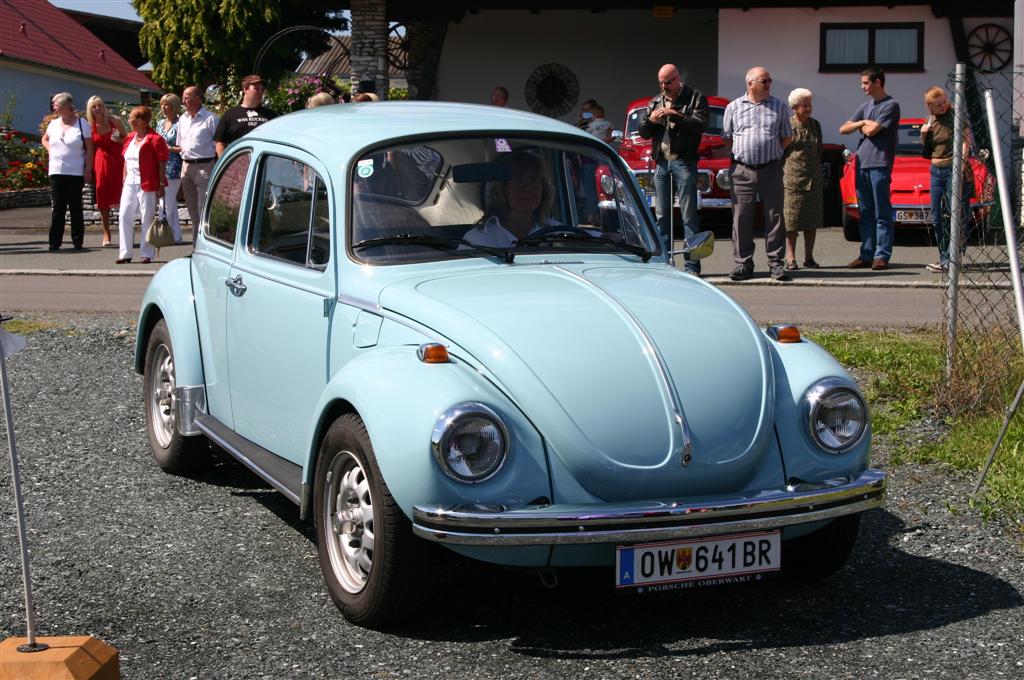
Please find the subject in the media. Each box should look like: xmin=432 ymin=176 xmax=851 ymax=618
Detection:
xmin=134 ymin=0 xmax=347 ymax=91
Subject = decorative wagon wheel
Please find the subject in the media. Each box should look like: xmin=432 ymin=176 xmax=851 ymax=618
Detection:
xmin=967 ymin=23 xmax=1012 ymax=72
xmin=388 ymin=23 xmax=412 ymax=72
xmin=524 ymin=63 xmax=580 ymax=118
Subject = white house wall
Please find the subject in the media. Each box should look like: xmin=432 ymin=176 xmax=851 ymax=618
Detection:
xmin=437 ymin=9 xmax=718 ymax=130
xmin=717 ymin=7 xmax=1014 ymax=146
xmin=2 ymin=60 xmax=139 ymax=136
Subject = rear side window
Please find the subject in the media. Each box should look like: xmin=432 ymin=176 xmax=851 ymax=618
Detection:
xmin=250 ymin=155 xmax=331 ymax=268
xmin=205 ymin=152 xmax=251 ymax=246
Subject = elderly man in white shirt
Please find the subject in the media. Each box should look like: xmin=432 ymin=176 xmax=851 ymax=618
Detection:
xmin=177 ymin=86 xmax=219 ymax=242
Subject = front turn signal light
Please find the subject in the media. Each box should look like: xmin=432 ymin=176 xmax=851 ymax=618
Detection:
xmin=417 ymin=343 xmax=450 ymax=363
xmin=767 ymin=324 xmax=801 ymax=343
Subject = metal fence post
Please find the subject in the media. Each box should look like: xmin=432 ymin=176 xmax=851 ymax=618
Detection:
xmin=946 ymin=62 xmax=967 ymax=380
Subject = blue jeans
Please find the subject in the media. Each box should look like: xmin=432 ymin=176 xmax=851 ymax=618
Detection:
xmin=855 ymin=167 xmax=894 ymax=261
xmin=929 ymin=165 xmax=973 ymax=266
xmin=653 ymin=158 xmax=700 ymax=272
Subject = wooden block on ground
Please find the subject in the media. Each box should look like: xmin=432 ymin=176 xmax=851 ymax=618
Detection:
xmin=0 ymin=635 xmax=119 ymax=679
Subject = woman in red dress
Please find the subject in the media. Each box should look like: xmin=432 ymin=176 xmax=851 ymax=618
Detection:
xmin=86 ymin=97 xmax=126 ymax=247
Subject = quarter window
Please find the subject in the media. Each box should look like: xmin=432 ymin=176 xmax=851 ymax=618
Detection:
xmin=205 ymin=152 xmax=251 ymax=246
xmin=250 ymin=155 xmax=331 ymax=269
xmin=820 ymin=22 xmax=924 ymax=72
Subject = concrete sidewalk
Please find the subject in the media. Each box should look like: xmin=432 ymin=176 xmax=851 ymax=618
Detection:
xmin=1 ymin=205 xmax=954 ymax=287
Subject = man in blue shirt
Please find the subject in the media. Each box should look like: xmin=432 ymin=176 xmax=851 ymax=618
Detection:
xmin=840 ymin=67 xmax=901 ymax=270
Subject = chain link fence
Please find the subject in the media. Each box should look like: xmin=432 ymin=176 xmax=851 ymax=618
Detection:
xmin=941 ymin=65 xmax=1024 ymax=415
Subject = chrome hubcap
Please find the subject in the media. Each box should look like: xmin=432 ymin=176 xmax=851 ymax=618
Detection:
xmin=323 ymin=451 xmax=374 ymax=593
xmin=149 ymin=344 xmax=175 ymax=448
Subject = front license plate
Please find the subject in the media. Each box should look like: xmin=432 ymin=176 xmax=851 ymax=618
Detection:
xmin=615 ymin=530 xmax=780 ymax=589
xmin=895 ymin=209 xmax=929 ymax=223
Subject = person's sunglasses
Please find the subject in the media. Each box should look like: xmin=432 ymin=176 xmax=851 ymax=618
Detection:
xmin=658 ymin=77 xmax=677 ymax=85
xmin=754 ymin=78 xmax=773 ymax=85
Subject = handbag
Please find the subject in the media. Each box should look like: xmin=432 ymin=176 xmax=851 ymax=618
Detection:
xmin=145 ymin=205 xmax=176 ymax=253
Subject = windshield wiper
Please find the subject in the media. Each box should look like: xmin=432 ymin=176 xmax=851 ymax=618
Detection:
xmin=352 ymin=234 xmax=515 ymax=263
xmin=516 ymin=230 xmax=653 ymax=262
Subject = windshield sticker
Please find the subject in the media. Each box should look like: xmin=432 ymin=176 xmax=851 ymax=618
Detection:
xmin=495 ymin=138 xmax=512 ymax=153
xmin=357 ymin=158 xmax=374 ymax=178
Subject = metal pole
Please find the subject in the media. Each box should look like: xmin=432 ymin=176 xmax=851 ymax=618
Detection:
xmin=0 ymin=331 xmax=46 ymax=652
xmin=973 ymin=376 xmax=1024 ymax=501
xmin=984 ymin=89 xmax=1024 ymax=350
xmin=946 ymin=63 xmax=966 ymax=380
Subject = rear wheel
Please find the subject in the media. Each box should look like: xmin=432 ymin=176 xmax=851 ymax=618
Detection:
xmin=783 ymin=514 xmax=861 ymax=581
xmin=842 ymin=211 xmax=860 ymax=242
xmin=314 ymin=413 xmax=427 ymax=627
xmin=144 ymin=319 xmax=208 ymax=474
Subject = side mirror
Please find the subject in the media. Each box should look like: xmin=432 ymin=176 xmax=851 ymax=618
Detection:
xmin=841 ymin=148 xmax=854 ymax=162
xmin=611 ymin=130 xmax=624 ymax=141
xmin=977 ymin=149 xmax=991 ymax=162
xmin=670 ymin=231 xmax=714 ymax=260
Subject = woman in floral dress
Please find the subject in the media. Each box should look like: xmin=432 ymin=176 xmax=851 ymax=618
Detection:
xmin=782 ymin=88 xmax=823 ymax=270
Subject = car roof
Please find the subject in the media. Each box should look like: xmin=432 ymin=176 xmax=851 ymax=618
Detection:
xmin=239 ymin=101 xmax=597 ymax=160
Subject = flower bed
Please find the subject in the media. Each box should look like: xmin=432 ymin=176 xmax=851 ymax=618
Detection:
xmin=0 ymin=127 xmax=48 ymax=192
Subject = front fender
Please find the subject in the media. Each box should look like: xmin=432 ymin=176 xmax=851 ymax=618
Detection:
xmin=767 ymin=335 xmax=872 ymax=481
xmin=306 ymin=345 xmax=550 ymax=520
xmin=134 ymin=258 xmax=205 ymax=389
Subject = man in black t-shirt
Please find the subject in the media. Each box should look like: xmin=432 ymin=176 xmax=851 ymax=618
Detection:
xmin=214 ymin=74 xmax=277 ymax=156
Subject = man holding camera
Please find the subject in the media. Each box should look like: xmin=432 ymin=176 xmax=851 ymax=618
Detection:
xmin=638 ymin=64 xmax=709 ymax=274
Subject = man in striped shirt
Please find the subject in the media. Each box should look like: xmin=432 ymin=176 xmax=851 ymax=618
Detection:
xmin=722 ymin=66 xmax=793 ymax=281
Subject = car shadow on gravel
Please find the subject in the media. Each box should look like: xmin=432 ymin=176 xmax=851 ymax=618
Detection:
xmin=389 ymin=508 xmax=1022 ymax=654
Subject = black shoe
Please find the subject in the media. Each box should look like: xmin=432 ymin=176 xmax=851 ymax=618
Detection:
xmin=729 ymin=265 xmax=753 ymax=281
xmin=73 ymin=245 xmax=86 ymax=251
xmin=770 ymin=264 xmax=792 ymax=282
xmin=48 ymin=246 xmax=60 ymax=252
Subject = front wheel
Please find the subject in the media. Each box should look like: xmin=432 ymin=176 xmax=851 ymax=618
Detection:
xmin=143 ymin=319 xmax=208 ymax=474
xmin=783 ymin=514 xmax=861 ymax=581
xmin=314 ymin=413 xmax=427 ymax=627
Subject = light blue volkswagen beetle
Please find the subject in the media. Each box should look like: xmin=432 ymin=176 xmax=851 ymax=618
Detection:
xmin=136 ymin=102 xmax=886 ymax=627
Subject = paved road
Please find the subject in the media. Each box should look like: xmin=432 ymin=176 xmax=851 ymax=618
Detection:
xmin=2 ymin=207 xmax=950 ymax=325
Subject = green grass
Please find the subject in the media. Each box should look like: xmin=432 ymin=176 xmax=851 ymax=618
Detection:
xmin=808 ymin=329 xmax=1024 ymax=523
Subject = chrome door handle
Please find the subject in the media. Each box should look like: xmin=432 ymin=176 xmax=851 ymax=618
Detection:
xmin=224 ymin=275 xmax=247 ymax=296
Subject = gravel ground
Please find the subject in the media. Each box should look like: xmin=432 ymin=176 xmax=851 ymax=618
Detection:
xmin=1 ymin=313 xmax=1022 ymax=680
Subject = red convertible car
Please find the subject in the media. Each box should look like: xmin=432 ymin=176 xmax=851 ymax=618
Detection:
xmin=839 ymin=118 xmax=992 ymax=241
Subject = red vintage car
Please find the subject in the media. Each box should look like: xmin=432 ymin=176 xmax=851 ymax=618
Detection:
xmin=618 ymin=96 xmax=846 ymax=231
xmin=839 ymin=118 xmax=992 ymax=241
xmin=617 ymin=95 xmax=732 ymax=225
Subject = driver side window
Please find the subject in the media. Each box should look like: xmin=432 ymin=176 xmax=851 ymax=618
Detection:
xmin=250 ymin=154 xmax=330 ymax=269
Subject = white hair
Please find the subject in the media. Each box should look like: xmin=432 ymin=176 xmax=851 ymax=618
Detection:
xmin=788 ymin=88 xmax=813 ymax=108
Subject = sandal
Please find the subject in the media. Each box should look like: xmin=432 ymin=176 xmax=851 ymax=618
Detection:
xmin=101 ymin=240 xmax=111 ymax=247
xmin=784 ymin=260 xmax=799 ymax=271
xmin=803 ymin=259 xmax=820 ymax=269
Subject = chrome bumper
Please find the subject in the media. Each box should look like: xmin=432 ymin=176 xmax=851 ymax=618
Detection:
xmin=412 ymin=469 xmax=886 ymax=546
xmin=699 ymin=197 xmax=731 ymax=209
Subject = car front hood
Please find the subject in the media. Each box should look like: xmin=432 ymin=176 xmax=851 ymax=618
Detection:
xmin=890 ymin=157 xmax=932 ymax=200
xmin=379 ymin=264 xmax=776 ymax=502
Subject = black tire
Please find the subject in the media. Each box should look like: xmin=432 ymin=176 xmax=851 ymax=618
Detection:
xmin=314 ymin=413 xmax=427 ymax=627
xmin=842 ymin=211 xmax=860 ymax=242
xmin=143 ymin=319 xmax=208 ymax=474
xmin=783 ymin=514 xmax=861 ymax=581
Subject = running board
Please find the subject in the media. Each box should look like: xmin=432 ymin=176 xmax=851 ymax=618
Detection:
xmin=194 ymin=414 xmax=305 ymax=510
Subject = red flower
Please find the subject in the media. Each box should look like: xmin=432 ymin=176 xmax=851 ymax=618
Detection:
xmin=20 ymin=138 xmax=27 ymax=144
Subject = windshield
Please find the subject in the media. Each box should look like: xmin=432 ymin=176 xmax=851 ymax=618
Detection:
xmin=350 ymin=136 xmax=662 ymax=264
xmin=625 ymin=105 xmax=725 ymax=138
xmin=897 ymin=122 xmax=924 ymax=156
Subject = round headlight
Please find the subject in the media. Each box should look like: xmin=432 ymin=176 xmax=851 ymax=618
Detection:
xmin=431 ymin=403 xmax=509 ymax=483
xmin=804 ymin=379 xmax=868 ymax=453
xmin=716 ymin=168 xmax=732 ymax=191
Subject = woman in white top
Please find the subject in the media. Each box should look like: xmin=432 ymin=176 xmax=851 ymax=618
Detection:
xmin=464 ymin=151 xmax=556 ymax=248
xmin=41 ymin=92 xmax=94 ymax=251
